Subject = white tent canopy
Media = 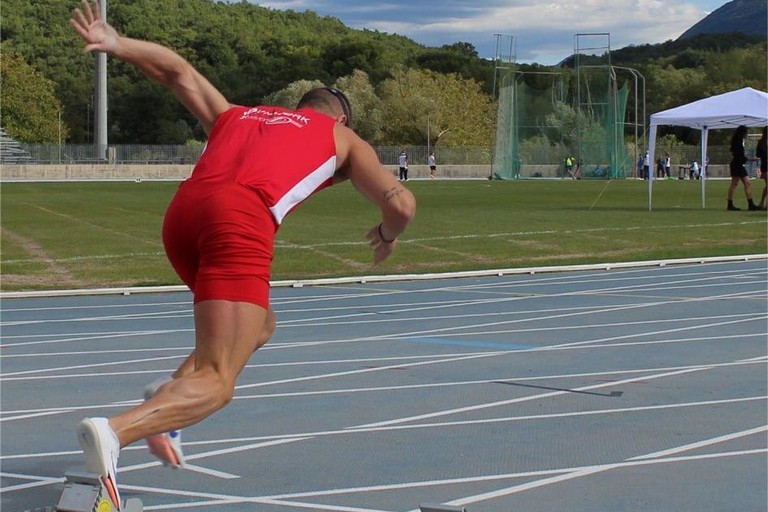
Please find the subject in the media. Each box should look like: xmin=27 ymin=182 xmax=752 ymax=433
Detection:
xmin=647 ymin=87 xmax=768 ymax=210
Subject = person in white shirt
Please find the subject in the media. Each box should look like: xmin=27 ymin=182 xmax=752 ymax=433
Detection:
xmin=398 ymin=150 xmax=409 ymax=181
xmin=428 ymin=151 xmax=437 ymax=178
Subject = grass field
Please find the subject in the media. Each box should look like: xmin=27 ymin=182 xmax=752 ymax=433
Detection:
xmin=1 ymin=179 xmax=766 ymax=292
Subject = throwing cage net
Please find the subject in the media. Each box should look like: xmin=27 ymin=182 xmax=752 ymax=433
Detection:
xmin=492 ymin=33 xmax=638 ymax=180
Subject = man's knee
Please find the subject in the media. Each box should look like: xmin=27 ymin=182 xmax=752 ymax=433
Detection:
xmin=195 ymin=368 xmax=237 ymax=410
xmin=211 ymin=376 xmax=237 ymax=409
xmin=255 ymin=309 xmax=277 ymax=350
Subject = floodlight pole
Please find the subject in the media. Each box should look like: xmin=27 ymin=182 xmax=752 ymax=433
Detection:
xmin=427 ymin=115 xmax=448 ymax=162
xmin=427 ymin=115 xmax=431 ymax=163
xmin=58 ymin=110 xmax=62 ymax=164
xmin=94 ymin=0 xmax=108 ymax=160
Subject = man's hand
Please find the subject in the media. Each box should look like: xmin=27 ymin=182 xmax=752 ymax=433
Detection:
xmin=366 ymin=224 xmax=397 ymax=264
xmin=69 ymin=0 xmax=119 ymax=54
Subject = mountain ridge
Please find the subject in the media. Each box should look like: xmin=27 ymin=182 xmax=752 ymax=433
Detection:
xmin=678 ymin=0 xmax=767 ymax=40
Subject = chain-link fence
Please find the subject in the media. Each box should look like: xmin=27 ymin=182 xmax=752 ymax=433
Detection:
xmin=0 ymin=142 xmax=740 ymax=177
xmin=2 ymin=144 xmax=494 ymax=166
xmin=1 ymin=144 xmax=206 ymax=165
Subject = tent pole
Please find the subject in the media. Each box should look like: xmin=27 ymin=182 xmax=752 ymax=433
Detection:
xmin=648 ymin=124 xmax=657 ymax=211
xmin=701 ymin=127 xmax=708 ymax=208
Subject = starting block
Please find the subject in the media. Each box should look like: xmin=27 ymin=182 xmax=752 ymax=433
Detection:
xmin=26 ymin=471 xmax=142 ymax=512
xmin=420 ymin=504 xmax=467 ymax=512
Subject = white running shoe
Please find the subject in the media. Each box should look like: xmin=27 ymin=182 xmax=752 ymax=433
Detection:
xmin=143 ymin=376 xmax=185 ymax=468
xmin=77 ymin=417 xmax=121 ymax=509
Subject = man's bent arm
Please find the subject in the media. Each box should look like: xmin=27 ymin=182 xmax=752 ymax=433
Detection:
xmin=335 ymin=126 xmax=416 ymax=263
xmin=109 ymin=38 xmax=229 ymax=135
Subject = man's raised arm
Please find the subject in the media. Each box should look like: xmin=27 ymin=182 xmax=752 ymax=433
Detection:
xmin=69 ymin=0 xmax=229 ymax=135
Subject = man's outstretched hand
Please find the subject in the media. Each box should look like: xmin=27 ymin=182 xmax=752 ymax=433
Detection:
xmin=69 ymin=0 xmax=119 ymax=54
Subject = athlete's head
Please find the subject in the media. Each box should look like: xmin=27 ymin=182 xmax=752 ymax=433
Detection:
xmin=296 ymin=87 xmax=352 ymax=127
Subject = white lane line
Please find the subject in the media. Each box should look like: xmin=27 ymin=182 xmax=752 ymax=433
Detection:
xmin=0 ymin=354 xmax=183 ymax=378
xmin=270 ymin=451 xmax=768 ymax=503
xmin=442 ymin=426 xmax=768 ymax=509
xmin=117 ymin=438 xmax=311 ymax=479
xmin=541 ymin=316 xmax=766 ymax=351
xmin=2 ymin=324 xmax=761 ymax=385
xmin=371 ymin=291 xmax=760 ymax=342
xmin=4 ymin=303 xmax=762 ymax=356
xmin=5 ymin=395 xmax=763 ymax=463
xmin=2 ymin=356 xmax=764 ymax=420
xmin=5 ymin=444 xmax=766 ymax=504
xmin=349 ymin=365 xmax=741 ymax=429
xmin=234 ymin=351 xmax=509 ymax=391
xmin=0 ymin=329 xmax=191 ymax=349
xmin=69 ymin=449 xmax=768 ymax=511
xmin=3 ymin=265 xmax=761 ymax=332
xmin=178 ymin=464 xmax=241 ymax=480
xmin=0 ymin=309 xmax=193 ymax=327
xmin=1 ymin=300 xmax=190 ymax=313
xmin=0 ymin=473 xmax=64 ymax=493
xmin=628 ymin=425 xmax=768 ymax=460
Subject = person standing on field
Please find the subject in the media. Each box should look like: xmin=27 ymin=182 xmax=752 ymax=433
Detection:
xmin=68 ymin=1 xmax=416 ymax=507
xmin=564 ymin=155 xmax=574 ymax=179
xmin=727 ymin=125 xmax=759 ymax=211
xmin=642 ymin=149 xmax=650 ymax=180
xmin=428 ymin=151 xmax=437 ymax=179
xmin=756 ymin=126 xmax=767 ymax=210
xmin=398 ymin=150 xmax=409 ymax=181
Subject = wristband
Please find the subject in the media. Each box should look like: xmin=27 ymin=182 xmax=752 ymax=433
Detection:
xmin=378 ymin=223 xmax=396 ymax=243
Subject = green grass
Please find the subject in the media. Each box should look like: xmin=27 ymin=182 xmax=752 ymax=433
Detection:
xmin=1 ymin=179 xmax=766 ymax=291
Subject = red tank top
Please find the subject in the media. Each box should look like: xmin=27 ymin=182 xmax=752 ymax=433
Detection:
xmin=188 ymin=105 xmax=338 ymax=224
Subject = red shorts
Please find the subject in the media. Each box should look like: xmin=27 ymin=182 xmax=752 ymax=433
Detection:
xmin=162 ymin=181 xmax=276 ymax=308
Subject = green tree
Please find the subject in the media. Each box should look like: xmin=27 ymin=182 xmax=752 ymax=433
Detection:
xmin=0 ymin=52 xmax=69 ymax=143
xmin=334 ymin=70 xmax=382 ymax=143
xmin=543 ymin=101 xmax=580 ymax=147
xmin=323 ymin=37 xmax=380 ymax=78
xmin=263 ymin=79 xmax=327 ymax=109
xmin=4 ymin=0 xmax=764 ymax=146
xmin=264 ymin=71 xmax=382 ymax=142
xmin=703 ymin=46 xmax=768 ymax=93
xmin=379 ymin=67 xmax=494 ymax=146
xmin=412 ymin=42 xmax=495 ymax=95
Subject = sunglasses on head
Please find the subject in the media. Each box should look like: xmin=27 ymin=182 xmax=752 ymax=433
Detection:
xmin=324 ymin=87 xmax=352 ymax=127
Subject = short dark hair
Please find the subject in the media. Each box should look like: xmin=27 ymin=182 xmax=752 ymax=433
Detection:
xmin=296 ymin=87 xmax=352 ymax=127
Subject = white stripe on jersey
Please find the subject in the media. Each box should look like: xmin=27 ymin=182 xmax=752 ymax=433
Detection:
xmin=269 ymin=155 xmax=337 ymax=224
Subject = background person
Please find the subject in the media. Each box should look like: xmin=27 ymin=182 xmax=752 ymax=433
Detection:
xmin=727 ymin=125 xmax=759 ymax=211
xmin=642 ymin=150 xmax=650 ymax=180
xmin=398 ymin=150 xmax=408 ymax=181
xmin=573 ymin=159 xmax=582 ymax=179
xmin=68 ymin=0 xmax=416 ymax=506
xmin=428 ymin=151 xmax=437 ymax=178
xmin=757 ymin=126 xmax=767 ymax=210
xmin=563 ymin=155 xmax=574 ymax=179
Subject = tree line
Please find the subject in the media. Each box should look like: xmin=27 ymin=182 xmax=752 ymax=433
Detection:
xmin=1 ymin=0 xmax=765 ymax=147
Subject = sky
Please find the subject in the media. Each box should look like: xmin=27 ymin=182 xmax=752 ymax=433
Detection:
xmin=249 ymin=0 xmax=730 ymax=65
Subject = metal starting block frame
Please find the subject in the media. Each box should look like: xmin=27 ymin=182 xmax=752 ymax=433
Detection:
xmin=25 ymin=471 xmax=143 ymax=512
xmin=420 ymin=504 xmax=467 ymax=512
xmin=24 ymin=472 xmax=457 ymax=512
